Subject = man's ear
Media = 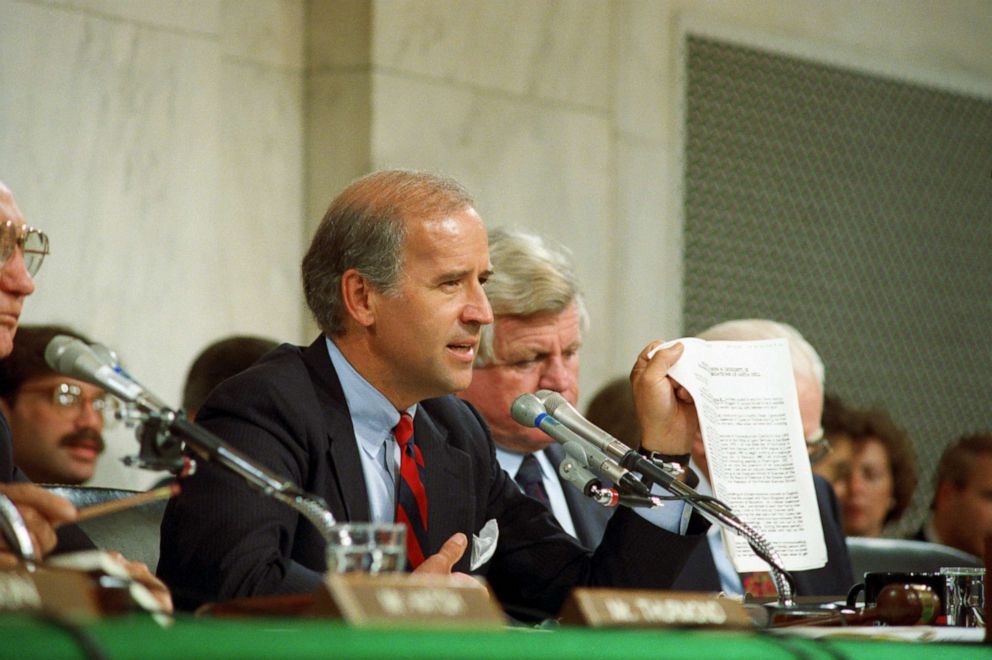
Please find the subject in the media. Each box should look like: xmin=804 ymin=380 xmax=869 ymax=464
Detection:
xmin=341 ymin=269 xmax=376 ymax=328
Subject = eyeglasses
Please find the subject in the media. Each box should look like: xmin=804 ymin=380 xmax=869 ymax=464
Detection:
xmin=18 ymin=382 xmax=120 ymax=424
xmin=1 ymin=220 xmax=50 ymax=277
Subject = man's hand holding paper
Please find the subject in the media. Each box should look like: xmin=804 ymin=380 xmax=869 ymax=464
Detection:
xmin=631 ymin=340 xmax=699 ymax=456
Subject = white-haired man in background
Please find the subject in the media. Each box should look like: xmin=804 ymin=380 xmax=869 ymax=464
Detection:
xmin=671 ymin=319 xmax=854 ymax=597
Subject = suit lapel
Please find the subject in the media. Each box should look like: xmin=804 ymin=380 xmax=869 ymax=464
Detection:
xmin=301 ymin=337 xmax=371 ymax=522
xmin=413 ymin=406 xmax=472 ymax=557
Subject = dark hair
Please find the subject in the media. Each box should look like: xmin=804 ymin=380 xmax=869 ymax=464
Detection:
xmin=585 ymin=377 xmax=642 ymax=449
xmin=822 ymin=393 xmax=917 ymax=524
xmin=935 ymin=432 xmax=992 ymax=491
xmin=0 ymin=324 xmax=92 ymax=402
xmin=302 ymin=170 xmax=475 ymax=336
xmin=182 ymin=335 xmax=279 ymax=413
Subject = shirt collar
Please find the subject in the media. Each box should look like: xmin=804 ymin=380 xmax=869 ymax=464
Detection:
xmin=495 ymin=446 xmax=551 ymax=480
xmin=325 ymin=336 xmax=417 ymax=459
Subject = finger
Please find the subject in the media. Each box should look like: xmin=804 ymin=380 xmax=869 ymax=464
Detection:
xmin=632 ymin=341 xmax=683 ymax=380
xmin=674 ymin=384 xmax=695 ymax=405
xmin=111 ymin=553 xmax=175 ymax=613
xmin=18 ymin=505 xmax=58 ymax=555
xmin=413 ymin=533 xmax=467 ymax=575
xmin=645 ymin=341 xmax=684 ymax=369
xmin=0 ymin=484 xmax=77 ymax=524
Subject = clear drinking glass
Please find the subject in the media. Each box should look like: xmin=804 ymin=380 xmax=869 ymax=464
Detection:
xmin=940 ymin=567 xmax=985 ymax=627
xmin=325 ymin=523 xmax=407 ymax=575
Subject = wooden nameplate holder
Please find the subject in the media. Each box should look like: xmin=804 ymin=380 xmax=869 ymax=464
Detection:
xmin=560 ymin=588 xmax=751 ymax=628
xmin=314 ymin=572 xmax=504 ymax=628
xmin=198 ymin=572 xmax=505 ymax=629
xmin=0 ymin=565 xmax=131 ymax=620
xmin=0 ymin=550 xmax=163 ymax=620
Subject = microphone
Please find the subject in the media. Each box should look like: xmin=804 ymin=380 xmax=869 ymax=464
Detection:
xmin=511 ymin=393 xmax=650 ymax=498
xmin=537 ymin=389 xmax=637 ymax=464
xmin=538 ymin=390 xmax=680 ymax=489
xmin=45 ymin=335 xmax=146 ymax=404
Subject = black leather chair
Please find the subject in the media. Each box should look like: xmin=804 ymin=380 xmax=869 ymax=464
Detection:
xmin=847 ymin=536 xmax=983 ymax=580
xmin=45 ymin=485 xmax=166 ymax=571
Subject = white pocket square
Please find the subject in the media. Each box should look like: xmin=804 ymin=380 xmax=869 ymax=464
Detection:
xmin=470 ymin=518 xmax=499 ymax=570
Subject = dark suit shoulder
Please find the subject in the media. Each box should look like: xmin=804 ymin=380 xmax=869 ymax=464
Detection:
xmin=418 ymin=395 xmax=491 ymax=451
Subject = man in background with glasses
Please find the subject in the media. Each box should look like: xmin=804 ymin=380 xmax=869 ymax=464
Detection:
xmin=0 ymin=182 xmax=172 ymax=613
xmin=0 ymin=179 xmax=79 ymax=565
xmin=0 ymin=325 xmax=115 ymax=485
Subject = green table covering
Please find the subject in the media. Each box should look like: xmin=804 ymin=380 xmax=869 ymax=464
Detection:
xmin=1 ymin=614 xmax=988 ymax=659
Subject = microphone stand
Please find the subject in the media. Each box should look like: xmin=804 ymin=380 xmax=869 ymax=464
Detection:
xmin=0 ymin=493 xmax=39 ymax=568
xmin=51 ymin=337 xmax=339 ymax=546
xmin=123 ymin=405 xmax=339 ymax=545
xmin=622 ymin=453 xmax=796 ymax=608
xmin=532 ymin=391 xmax=796 ymax=608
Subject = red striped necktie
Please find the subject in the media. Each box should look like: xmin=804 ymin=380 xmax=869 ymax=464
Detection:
xmin=394 ymin=412 xmax=428 ymax=568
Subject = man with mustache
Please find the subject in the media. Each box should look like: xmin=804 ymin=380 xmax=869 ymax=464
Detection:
xmin=0 ymin=180 xmax=172 ymax=611
xmin=0 ymin=325 xmax=110 ymax=485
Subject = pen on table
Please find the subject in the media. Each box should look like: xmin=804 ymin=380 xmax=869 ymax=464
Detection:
xmin=76 ymin=483 xmax=181 ymax=522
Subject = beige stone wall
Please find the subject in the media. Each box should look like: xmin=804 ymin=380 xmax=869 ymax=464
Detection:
xmin=1 ymin=0 xmax=306 ymax=488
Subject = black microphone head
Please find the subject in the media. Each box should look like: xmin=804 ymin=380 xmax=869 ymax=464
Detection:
xmin=510 ymin=393 xmax=547 ymax=428
xmin=541 ymin=391 xmax=570 ymax=415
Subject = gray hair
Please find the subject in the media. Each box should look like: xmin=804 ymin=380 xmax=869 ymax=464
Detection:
xmin=696 ymin=318 xmax=825 ymax=389
xmin=302 ymin=170 xmax=475 ymax=335
xmin=476 ymin=228 xmax=588 ymax=366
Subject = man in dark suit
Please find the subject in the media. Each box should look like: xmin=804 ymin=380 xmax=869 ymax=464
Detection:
xmin=456 ymin=228 xmax=612 ymax=548
xmin=157 ymin=170 xmax=707 ymax=615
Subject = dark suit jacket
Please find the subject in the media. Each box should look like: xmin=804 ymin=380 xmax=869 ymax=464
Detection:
xmin=158 ymin=338 xmax=707 ymax=614
xmin=1 ymin=412 xmax=94 ymax=554
xmin=671 ymin=474 xmax=854 ymax=597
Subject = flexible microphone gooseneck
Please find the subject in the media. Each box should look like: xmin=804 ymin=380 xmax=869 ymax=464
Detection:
xmin=530 ymin=389 xmax=797 ymax=606
xmin=43 ymin=335 xmax=337 ymax=541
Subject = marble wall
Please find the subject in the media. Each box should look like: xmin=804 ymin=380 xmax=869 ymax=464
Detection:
xmin=327 ymin=0 xmax=992 ymax=405
xmin=2 ymin=0 xmax=990 ymax=489
xmin=1 ymin=0 xmax=306 ymax=489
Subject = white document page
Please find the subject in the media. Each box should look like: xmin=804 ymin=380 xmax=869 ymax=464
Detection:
xmin=662 ymin=337 xmax=827 ymax=572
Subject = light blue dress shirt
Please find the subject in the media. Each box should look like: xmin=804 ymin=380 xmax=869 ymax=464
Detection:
xmin=691 ymin=458 xmax=744 ymax=594
xmin=325 ymin=337 xmax=416 ymax=523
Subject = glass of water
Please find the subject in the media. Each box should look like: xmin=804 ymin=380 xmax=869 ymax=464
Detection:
xmin=940 ymin=566 xmax=986 ymax=627
xmin=325 ymin=523 xmax=407 ymax=575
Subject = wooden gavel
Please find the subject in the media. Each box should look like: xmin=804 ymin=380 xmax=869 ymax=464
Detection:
xmin=773 ymin=583 xmax=940 ymax=628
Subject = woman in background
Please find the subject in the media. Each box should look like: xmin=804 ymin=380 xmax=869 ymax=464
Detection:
xmin=816 ymin=394 xmax=918 ymax=537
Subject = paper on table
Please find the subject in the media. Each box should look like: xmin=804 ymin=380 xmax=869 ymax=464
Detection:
xmin=660 ymin=337 xmax=826 ymax=573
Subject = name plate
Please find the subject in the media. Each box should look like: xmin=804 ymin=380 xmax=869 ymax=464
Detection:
xmin=561 ymin=588 xmax=751 ymax=628
xmin=0 ymin=567 xmax=107 ymax=619
xmin=316 ymin=573 xmax=504 ymax=629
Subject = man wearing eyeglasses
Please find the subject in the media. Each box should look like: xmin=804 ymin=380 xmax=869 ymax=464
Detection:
xmin=0 ymin=180 xmax=77 ymax=565
xmin=0 ymin=325 xmax=113 ymax=485
xmin=0 ymin=182 xmax=172 ymax=611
